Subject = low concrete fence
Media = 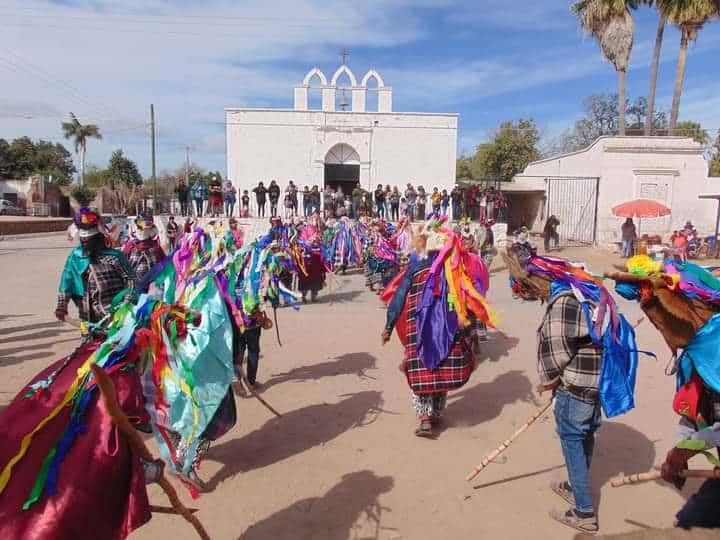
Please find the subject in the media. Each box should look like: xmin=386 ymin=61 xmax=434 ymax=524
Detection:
xmin=0 ymin=217 xmax=71 ymax=235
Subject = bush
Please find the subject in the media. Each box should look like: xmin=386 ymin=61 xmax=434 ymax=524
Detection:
xmin=71 ymin=185 xmax=96 ymax=206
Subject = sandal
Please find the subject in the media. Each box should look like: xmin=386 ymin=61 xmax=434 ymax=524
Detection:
xmin=550 ymin=480 xmax=575 ymax=506
xmin=549 ymin=508 xmax=598 ymax=535
xmin=414 ymin=420 xmax=433 ymax=438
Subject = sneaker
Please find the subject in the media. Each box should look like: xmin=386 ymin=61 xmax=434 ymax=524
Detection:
xmin=549 ymin=508 xmax=598 ymax=535
xmin=550 ymin=480 xmax=575 ymax=506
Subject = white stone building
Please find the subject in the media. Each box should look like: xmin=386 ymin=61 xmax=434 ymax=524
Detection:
xmin=504 ymin=136 xmax=716 ymax=247
xmin=225 ymin=63 xmax=458 ymax=208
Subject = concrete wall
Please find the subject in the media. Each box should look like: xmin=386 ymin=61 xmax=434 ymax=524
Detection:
xmin=225 ymin=108 xmax=458 ymax=207
xmin=517 ymin=136 xmax=716 ymax=245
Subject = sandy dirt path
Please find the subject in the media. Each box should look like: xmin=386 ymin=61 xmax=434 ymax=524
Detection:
xmin=0 ymin=235 xmax=702 ymax=539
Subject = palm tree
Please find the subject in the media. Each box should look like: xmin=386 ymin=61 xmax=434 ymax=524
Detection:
xmin=572 ymin=0 xmax=639 ymax=136
xmin=645 ymin=1 xmax=667 ymax=135
xmin=61 ymin=113 xmax=102 ymax=186
xmin=657 ymin=0 xmax=719 ymax=135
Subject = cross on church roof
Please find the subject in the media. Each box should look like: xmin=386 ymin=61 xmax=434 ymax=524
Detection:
xmin=341 ymin=48 xmax=349 ymax=66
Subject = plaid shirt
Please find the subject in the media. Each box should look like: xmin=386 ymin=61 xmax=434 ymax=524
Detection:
xmin=537 ymin=293 xmax=601 ymax=404
xmin=56 ymin=254 xmax=135 ymax=323
xmin=125 ymin=244 xmax=164 ymax=282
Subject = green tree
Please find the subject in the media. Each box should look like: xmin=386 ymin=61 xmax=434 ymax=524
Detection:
xmin=71 ymin=185 xmax=96 ymax=206
xmin=7 ymin=136 xmax=36 ymax=179
xmin=709 ymin=130 xmax=720 ymax=176
xmin=32 ymin=140 xmax=76 ymax=184
xmin=0 ymin=139 xmax=10 ymax=178
xmin=674 ymin=120 xmax=709 ymax=144
xmin=657 ymin=0 xmax=720 ymax=134
xmin=61 ymin=112 xmax=102 ymax=185
xmin=560 ymin=93 xmax=620 ymax=151
xmin=456 ymin=156 xmax=473 ymax=181
xmin=106 ymin=149 xmax=142 ymax=187
xmin=471 ymin=119 xmax=540 ymax=182
xmin=626 ymin=96 xmax=668 ymax=134
xmin=572 ymin=0 xmax=638 ymax=135
xmin=83 ymin=164 xmax=109 ymax=188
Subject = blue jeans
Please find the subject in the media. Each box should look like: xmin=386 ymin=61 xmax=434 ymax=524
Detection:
xmin=236 ymin=326 xmax=261 ymax=384
xmin=554 ymin=390 xmax=602 ymax=513
xmin=621 ymin=239 xmax=634 ymax=258
xmin=676 ymin=479 xmax=720 ymax=529
xmin=407 ymin=204 xmax=415 ymax=220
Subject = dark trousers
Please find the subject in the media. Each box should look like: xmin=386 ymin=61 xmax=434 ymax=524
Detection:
xmin=235 ymin=326 xmax=261 ymax=384
xmin=180 ymin=200 xmax=188 ymax=217
xmin=257 ymin=201 xmax=266 ymax=217
xmin=391 ymin=203 xmax=399 ymax=221
xmin=676 ymin=479 xmax=720 ymax=529
xmin=194 ymin=198 xmax=203 ymax=217
xmin=544 ymin=232 xmax=559 ymax=251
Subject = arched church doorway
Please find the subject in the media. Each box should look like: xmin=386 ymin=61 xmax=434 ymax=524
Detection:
xmin=324 ymin=144 xmax=360 ymax=194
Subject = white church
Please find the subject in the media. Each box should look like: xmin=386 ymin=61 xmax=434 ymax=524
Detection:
xmin=225 ymin=62 xmax=458 ymax=200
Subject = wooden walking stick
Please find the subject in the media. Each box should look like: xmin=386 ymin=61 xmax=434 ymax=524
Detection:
xmin=611 ymin=468 xmax=720 ymax=487
xmin=235 ymin=364 xmax=283 ymax=418
xmin=90 ymin=364 xmax=211 ymax=540
xmin=466 ymin=399 xmax=554 ymax=482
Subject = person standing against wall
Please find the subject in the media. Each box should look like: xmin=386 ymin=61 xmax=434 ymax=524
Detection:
xmin=620 ymin=218 xmax=637 ymax=258
xmin=223 ymin=181 xmax=236 ymax=218
xmin=543 ymin=214 xmax=560 ymax=252
xmin=253 ymin=181 xmax=267 ymax=218
xmin=374 ymin=184 xmax=386 ymax=219
xmin=268 ymin=180 xmax=280 ymax=217
xmin=389 ymin=187 xmax=400 ymax=221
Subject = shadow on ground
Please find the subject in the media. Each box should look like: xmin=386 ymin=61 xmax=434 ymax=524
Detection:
xmin=443 ymin=370 xmax=534 ymax=428
xmin=320 ymin=290 xmax=364 ymax=304
xmin=261 ymin=353 xmax=377 ymax=392
xmin=207 ymin=391 xmax=384 ymax=489
xmin=238 ymin=470 xmax=395 ymax=540
xmin=0 ymin=336 xmax=78 ymax=368
xmin=478 ymin=332 xmax=519 ymax=365
xmin=590 ymin=421 xmax=657 ymax=513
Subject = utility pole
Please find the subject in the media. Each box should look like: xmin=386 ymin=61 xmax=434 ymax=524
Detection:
xmin=150 ymin=104 xmax=157 ymax=212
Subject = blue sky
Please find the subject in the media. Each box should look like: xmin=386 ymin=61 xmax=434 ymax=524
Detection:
xmin=1 ymin=0 xmax=719 ymax=178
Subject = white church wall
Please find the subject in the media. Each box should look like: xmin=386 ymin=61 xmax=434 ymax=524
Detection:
xmin=226 ymin=108 xmax=458 ymax=201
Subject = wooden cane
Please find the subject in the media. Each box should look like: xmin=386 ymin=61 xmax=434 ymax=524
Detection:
xmin=90 ymin=364 xmax=211 ymax=540
xmin=611 ymin=468 xmax=720 ymax=487
xmin=466 ymin=399 xmax=554 ymax=482
xmin=235 ymin=364 xmax=283 ymax=418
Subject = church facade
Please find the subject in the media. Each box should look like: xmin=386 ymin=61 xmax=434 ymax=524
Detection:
xmin=225 ymin=63 xmax=458 ymax=202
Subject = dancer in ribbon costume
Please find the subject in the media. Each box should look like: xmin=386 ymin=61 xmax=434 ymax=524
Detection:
xmin=331 ymin=216 xmax=362 ymax=274
xmin=606 ymin=255 xmax=720 ymax=529
xmin=297 ymin=214 xmax=327 ymax=303
xmin=56 ymin=208 xmax=135 ymax=324
xmin=0 ymin=294 xmax=200 ymax=539
xmin=503 ymin=244 xmax=642 ymax=535
xmin=122 ymin=215 xmax=166 ymax=282
xmin=364 ymin=221 xmax=399 ymax=294
xmin=381 ymin=217 xmax=497 ymax=438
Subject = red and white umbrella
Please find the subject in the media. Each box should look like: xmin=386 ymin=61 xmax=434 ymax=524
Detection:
xmin=612 ymin=199 xmax=671 ymax=219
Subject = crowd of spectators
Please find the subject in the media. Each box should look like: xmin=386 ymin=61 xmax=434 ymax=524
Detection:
xmin=175 ymin=177 xmax=509 ymax=223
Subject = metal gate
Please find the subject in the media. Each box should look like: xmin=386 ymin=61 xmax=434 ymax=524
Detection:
xmin=546 ymin=177 xmax=599 ymax=246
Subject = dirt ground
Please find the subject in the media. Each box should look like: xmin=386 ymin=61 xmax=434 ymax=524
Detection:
xmin=0 ymin=235 xmax=710 ymax=539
